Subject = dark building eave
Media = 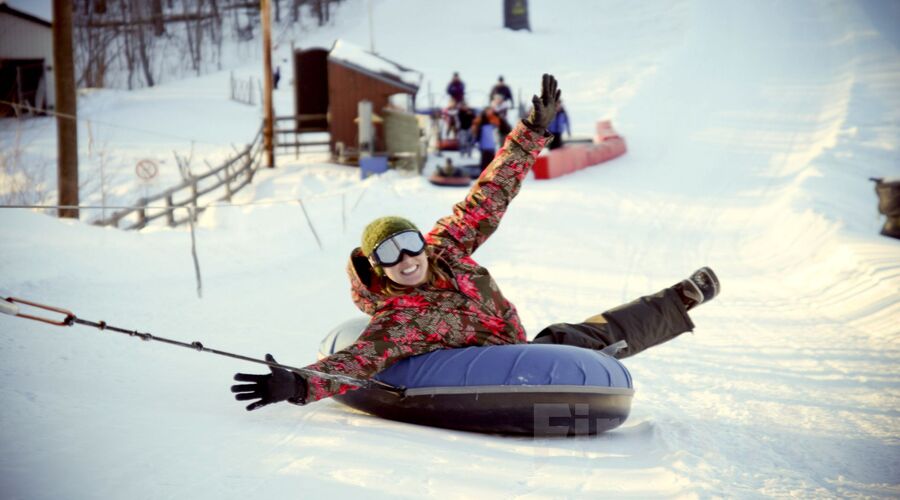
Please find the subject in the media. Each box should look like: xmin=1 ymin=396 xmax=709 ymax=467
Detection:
xmin=0 ymin=4 xmax=52 ymax=28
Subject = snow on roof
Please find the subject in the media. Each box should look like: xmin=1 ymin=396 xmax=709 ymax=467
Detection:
xmin=1 ymin=0 xmax=52 ymax=24
xmin=328 ymin=39 xmax=422 ymax=91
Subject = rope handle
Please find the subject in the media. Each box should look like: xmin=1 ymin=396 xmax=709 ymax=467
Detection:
xmin=1 ymin=295 xmax=406 ymax=396
xmin=0 ymin=298 xmax=18 ymax=316
xmin=2 ymin=297 xmax=74 ymax=326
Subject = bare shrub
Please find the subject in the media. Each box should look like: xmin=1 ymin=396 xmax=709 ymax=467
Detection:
xmin=0 ymin=122 xmax=53 ymax=212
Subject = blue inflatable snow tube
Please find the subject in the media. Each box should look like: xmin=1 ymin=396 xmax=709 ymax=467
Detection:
xmin=319 ymin=318 xmax=634 ymax=436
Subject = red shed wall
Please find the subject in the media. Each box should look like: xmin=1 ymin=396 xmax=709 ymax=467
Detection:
xmin=327 ymin=60 xmax=414 ymax=154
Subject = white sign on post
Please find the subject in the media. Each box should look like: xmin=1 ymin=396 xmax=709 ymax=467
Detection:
xmin=135 ymin=159 xmax=159 ymax=181
xmin=135 ymin=159 xmax=159 ymax=203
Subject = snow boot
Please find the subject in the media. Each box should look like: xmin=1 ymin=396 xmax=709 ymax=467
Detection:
xmin=677 ymin=267 xmax=720 ymax=310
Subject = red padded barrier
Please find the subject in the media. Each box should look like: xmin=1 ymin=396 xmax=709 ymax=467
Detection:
xmin=533 ymin=155 xmax=551 ymax=179
xmin=532 ymin=121 xmax=627 ymax=180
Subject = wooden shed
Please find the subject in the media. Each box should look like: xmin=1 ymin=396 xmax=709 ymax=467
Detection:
xmin=0 ymin=1 xmax=54 ymax=117
xmin=293 ymin=39 xmax=422 ymax=156
xmin=293 ymin=47 xmax=329 ymax=132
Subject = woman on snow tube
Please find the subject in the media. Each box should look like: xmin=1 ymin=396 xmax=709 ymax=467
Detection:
xmin=231 ymin=74 xmax=721 ymax=429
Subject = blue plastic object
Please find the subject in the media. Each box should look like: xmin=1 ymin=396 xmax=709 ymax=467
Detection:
xmin=374 ymin=343 xmax=632 ymax=390
xmin=360 ymin=156 xmax=388 ymax=179
xmin=320 ymin=319 xmax=635 ymax=435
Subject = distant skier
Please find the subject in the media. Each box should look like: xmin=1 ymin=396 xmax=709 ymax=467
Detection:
xmin=442 ymin=98 xmax=460 ymax=138
xmin=471 ymin=102 xmax=512 ymax=172
xmin=456 ymin=101 xmax=476 ymax=157
xmin=474 ymin=109 xmax=497 ymax=172
xmin=446 ymin=72 xmax=465 ymax=103
xmin=232 ymin=74 xmax=720 ymax=409
xmin=273 ymin=65 xmax=281 ymax=90
xmin=547 ymin=101 xmax=571 ymax=149
xmin=490 ymin=75 xmax=513 ymax=105
xmin=473 ymin=98 xmax=512 ymax=141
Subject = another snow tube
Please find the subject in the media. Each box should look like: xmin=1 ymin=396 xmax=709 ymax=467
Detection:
xmin=428 ymin=173 xmax=471 ymax=187
xmin=318 ymin=318 xmax=634 ymax=436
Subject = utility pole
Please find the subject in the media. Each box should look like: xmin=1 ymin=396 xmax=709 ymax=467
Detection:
xmin=53 ymin=0 xmax=79 ymax=218
xmin=261 ymin=0 xmax=274 ymax=167
xmin=368 ymin=0 xmax=375 ymax=53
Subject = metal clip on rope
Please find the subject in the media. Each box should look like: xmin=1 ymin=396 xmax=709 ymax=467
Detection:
xmin=2 ymin=297 xmax=74 ymax=326
xmin=0 ymin=298 xmax=19 ymax=317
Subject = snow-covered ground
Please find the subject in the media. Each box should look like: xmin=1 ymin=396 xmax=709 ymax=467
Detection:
xmin=2 ymin=0 xmax=899 ymax=498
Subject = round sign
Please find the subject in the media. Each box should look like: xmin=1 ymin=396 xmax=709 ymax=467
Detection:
xmin=135 ymin=159 xmax=159 ymax=181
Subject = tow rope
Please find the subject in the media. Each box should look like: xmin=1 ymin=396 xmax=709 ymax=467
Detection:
xmin=0 ymin=296 xmax=405 ymax=396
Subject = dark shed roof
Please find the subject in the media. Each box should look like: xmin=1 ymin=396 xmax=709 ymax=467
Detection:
xmin=0 ymin=2 xmax=52 ymax=28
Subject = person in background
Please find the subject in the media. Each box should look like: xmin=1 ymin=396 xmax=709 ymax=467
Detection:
xmin=548 ymin=101 xmax=571 ymax=149
xmin=491 ymin=92 xmax=513 ymax=124
xmin=456 ymin=101 xmax=476 ymax=158
xmin=473 ymin=94 xmax=512 ymax=139
xmin=471 ymin=94 xmax=513 ymax=171
xmin=273 ymin=65 xmax=281 ymax=90
xmin=491 ymin=76 xmax=513 ymax=104
xmin=438 ymin=157 xmax=462 ymax=177
xmin=446 ymin=72 xmax=465 ymax=103
xmin=474 ymin=107 xmax=497 ymax=172
xmin=443 ymin=98 xmax=460 ymax=138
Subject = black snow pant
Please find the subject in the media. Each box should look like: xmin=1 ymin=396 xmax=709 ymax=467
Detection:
xmin=548 ymin=133 xmax=564 ymax=150
xmin=531 ymin=287 xmax=694 ymax=359
xmin=479 ymin=148 xmax=495 ymax=172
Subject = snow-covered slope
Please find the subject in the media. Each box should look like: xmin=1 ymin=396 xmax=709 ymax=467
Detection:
xmin=1 ymin=0 xmax=899 ymax=498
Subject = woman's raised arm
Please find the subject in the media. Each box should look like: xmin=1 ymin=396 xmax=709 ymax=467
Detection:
xmin=427 ymin=74 xmax=561 ymax=256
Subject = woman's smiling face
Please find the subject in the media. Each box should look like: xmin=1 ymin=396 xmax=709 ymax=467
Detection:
xmin=383 ymin=252 xmax=429 ymax=287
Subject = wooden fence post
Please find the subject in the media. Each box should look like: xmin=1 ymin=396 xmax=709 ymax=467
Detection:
xmin=136 ymin=198 xmax=147 ymax=229
xmin=166 ymin=194 xmax=176 ymax=226
xmin=224 ymin=164 xmax=233 ymax=202
xmin=191 ymin=179 xmax=199 ymax=209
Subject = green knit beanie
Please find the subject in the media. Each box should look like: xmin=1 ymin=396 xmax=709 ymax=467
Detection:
xmin=361 ymin=216 xmax=420 ymax=258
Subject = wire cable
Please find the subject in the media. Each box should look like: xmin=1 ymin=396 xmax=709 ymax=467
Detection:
xmin=1 ymin=99 xmax=239 ymax=147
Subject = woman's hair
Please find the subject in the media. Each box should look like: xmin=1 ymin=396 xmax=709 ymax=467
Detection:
xmin=380 ymin=252 xmax=452 ymax=297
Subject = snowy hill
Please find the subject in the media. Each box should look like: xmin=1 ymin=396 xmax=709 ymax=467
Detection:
xmin=1 ymin=0 xmax=899 ymax=498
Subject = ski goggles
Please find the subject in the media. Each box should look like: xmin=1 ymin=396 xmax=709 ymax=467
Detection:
xmin=369 ymin=230 xmax=427 ymax=267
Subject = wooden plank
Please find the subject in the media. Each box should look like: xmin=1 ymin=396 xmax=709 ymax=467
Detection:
xmin=275 ymin=140 xmax=331 ymax=148
xmin=275 ymin=114 xmax=328 ymax=122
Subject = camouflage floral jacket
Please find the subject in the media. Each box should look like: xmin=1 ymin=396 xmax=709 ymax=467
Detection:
xmin=302 ymin=123 xmax=549 ymax=402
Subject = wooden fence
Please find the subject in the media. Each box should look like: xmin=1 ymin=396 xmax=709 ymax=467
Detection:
xmin=229 ymin=72 xmax=261 ymax=106
xmin=95 ymin=125 xmax=264 ymax=230
xmin=274 ymin=114 xmax=331 ymax=158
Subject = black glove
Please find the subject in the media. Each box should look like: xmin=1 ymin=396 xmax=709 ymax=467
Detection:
xmin=523 ymin=73 xmax=561 ymax=134
xmin=231 ymin=354 xmax=308 ymax=411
